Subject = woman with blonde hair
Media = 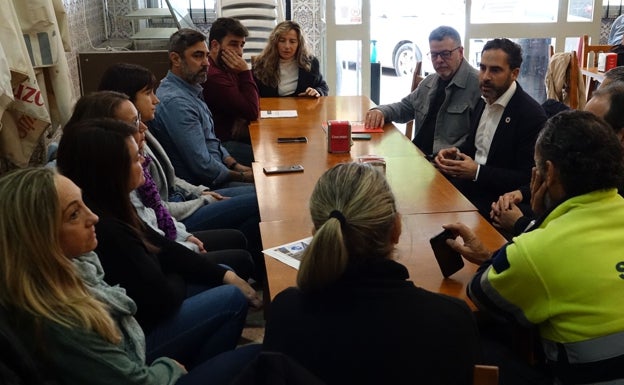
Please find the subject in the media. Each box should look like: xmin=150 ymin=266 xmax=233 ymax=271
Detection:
xmin=0 ymin=167 xmax=257 ymax=384
xmin=253 ymin=20 xmax=329 ymax=97
xmin=0 ymin=169 xmax=126 ymax=357
xmin=263 ymin=162 xmax=481 ymax=385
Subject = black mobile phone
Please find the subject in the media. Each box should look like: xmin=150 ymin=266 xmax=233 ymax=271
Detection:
xmin=352 ymin=133 xmax=372 ymax=140
xmin=429 ymin=229 xmax=464 ymax=278
xmin=277 ymin=137 xmax=308 ymax=143
xmin=263 ymin=164 xmax=305 ymax=174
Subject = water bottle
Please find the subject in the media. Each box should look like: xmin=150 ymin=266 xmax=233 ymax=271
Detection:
xmin=371 ymin=40 xmax=378 ymax=63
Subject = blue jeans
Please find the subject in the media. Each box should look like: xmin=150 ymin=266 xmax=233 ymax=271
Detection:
xmin=177 ymin=344 xmax=261 ymax=385
xmin=181 ymin=188 xmax=263 ymax=280
xmin=179 ymin=186 xmax=259 ymax=234
xmin=145 ymin=284 xmax=248 ymax=369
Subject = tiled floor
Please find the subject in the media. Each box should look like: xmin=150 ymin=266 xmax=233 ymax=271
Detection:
xmin=240 ymin=308 xmax=265 ymax=345
xmin=238 ymin=287 xmax=266 ymax=345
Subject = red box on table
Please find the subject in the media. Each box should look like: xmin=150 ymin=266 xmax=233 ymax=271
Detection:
xmin=327 ymin=120 xmax=351 ymax=153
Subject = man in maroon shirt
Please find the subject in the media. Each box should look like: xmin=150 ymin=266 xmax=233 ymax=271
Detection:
xmin=202 ymin=17 xmax=260 ymax=166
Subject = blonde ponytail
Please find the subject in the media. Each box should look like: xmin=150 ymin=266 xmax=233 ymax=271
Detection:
xmin=297 ymin=163 xmax=397 ymax=292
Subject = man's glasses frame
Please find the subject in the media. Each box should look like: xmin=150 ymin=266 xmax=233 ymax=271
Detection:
xmin=427 ymin=46 xmax=461 ymax=60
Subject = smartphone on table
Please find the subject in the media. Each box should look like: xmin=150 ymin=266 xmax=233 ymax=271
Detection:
xmin=263 ymin=164 xmax=305 ymax=175
xmin=352 ymin=133 xmax=372 ymax=140
xmin=277 ymin=137 xmax=308 ymax=143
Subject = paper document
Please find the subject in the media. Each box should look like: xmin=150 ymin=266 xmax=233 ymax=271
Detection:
xmin=261 ymin=110 xmax=298 ymax=118
xmin=263 ymin=236 xmax=313 ymax=269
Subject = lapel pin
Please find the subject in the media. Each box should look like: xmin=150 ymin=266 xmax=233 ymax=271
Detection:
xmin=505 ymin=117 xmax=511 ymax=124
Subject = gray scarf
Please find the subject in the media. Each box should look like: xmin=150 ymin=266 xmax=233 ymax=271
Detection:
xmin=72 ymin=252 xmax=146 ymax=363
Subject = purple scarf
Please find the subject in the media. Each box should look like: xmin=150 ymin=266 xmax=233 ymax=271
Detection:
xmin=136 ymin=155 xmax=177 ymax=240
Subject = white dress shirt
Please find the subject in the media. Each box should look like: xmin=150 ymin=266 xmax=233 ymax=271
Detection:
xmin=472 ymin=81 xmax=517 ymax=182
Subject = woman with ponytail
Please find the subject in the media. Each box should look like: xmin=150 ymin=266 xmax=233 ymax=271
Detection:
xmin=263 ymin=162 xmax=481 ymax=385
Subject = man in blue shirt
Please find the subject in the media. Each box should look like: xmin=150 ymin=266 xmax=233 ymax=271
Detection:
xmin=149 ymin=28 xmax=253 ymax=188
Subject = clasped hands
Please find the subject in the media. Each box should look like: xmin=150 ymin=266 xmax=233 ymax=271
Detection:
xmin=490 ymin=189 xmax=524 ymax=230
xmin=434 ymin=147 xmax=478 ymax=180
xmin=489 ymin=167 xmax=548 ymax=230
xmin=226 ymin=158 xmax=254 ymax=182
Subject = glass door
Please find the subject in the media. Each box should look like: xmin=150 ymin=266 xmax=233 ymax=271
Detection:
xmin=323 ymin=0 xmax=372 ymax=97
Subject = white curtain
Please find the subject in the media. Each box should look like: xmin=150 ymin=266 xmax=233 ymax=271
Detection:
xmin=0 ymin=0 xmax=74 ymax=169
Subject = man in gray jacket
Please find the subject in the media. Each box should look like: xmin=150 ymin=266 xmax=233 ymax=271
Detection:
xmin=364 ymin=25 xmax=481 ymax=156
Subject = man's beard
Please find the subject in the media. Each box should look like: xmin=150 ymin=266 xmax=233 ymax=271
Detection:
xmin=181 ymin=62 xmax=208 ymax=84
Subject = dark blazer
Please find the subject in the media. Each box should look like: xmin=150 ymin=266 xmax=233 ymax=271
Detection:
xmin=255 ymin=57 xmax=329 ymax=97
xmin=263 ymin=259 xmax=481 ymax=385
xmin=455 ymin=82 xmax=547 ymax=216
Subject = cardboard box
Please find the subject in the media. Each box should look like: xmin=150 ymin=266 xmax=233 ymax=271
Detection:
xmin=327 ymin=120 xmax=351 ymax=153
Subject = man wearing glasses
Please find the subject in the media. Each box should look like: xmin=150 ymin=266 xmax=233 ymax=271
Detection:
xmin=364 ymin=25 xmax=480 ymax=156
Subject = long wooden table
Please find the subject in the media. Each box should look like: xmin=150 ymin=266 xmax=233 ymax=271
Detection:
xmin=249 ymin=96 xmax=507 ymax=307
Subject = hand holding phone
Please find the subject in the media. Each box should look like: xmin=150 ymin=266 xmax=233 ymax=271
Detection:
xmin=430 ymin=229 xmax=464 ymax=277
xmin=263 ymin=164 xmax=305 ymax=175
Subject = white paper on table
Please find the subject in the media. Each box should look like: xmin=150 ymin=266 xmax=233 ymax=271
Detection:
xmin=260 ymin=110 xmax=298 ymax=118
xmin=262 ymin=236 xmax=313 ymax=269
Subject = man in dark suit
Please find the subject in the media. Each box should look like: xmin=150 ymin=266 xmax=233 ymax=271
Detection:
xmin=434 ymin=38 xmax=547 ymax=219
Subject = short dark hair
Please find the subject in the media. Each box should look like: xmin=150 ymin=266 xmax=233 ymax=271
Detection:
xmin=208 ymin=17 xmax=248 ymax=45
xmin=591 ymin=82 xmax=624 ymax=133
xmin=536 ymin=110 xmax=624 ymax=197
xmin=168 ymin=28 xmax=206 ymax=56
xmin=98 ymin=63 xmax=159 ymax=103
xmin=482 ymin=38 xmax=523 ymax=70
xmin=605 ymin=66 xmax=624 ymax=83
xmin=429 ymin=26 xmax=461 ymax=45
